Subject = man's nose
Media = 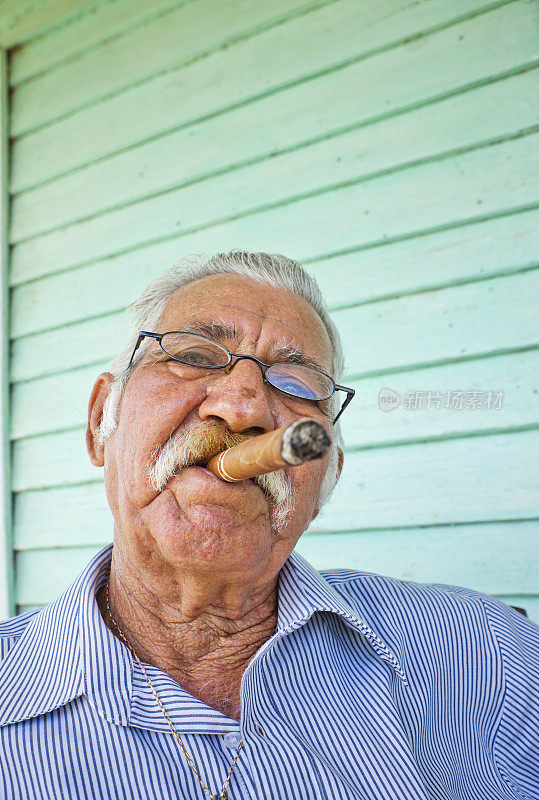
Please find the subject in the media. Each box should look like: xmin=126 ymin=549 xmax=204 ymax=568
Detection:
xmin=197 ymin=357 xmax=275 ymax=433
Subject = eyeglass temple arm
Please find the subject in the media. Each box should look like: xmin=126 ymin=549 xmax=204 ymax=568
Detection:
xmin=332 ymin=386 xmax=355 ymax=425
xmin=128 ymin=331 xmax=162 ymax=367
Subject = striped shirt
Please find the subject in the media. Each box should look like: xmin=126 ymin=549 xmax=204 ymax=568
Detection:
xmin=0 ymin=545 xmax=538 ymax=800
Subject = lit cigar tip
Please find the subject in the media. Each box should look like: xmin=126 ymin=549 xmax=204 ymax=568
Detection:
xmin=281 ymin=418 xmax=331 ymax=466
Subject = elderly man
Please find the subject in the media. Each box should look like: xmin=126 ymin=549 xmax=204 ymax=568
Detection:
xmin=1 ymin=251 xmax=538 ymax=800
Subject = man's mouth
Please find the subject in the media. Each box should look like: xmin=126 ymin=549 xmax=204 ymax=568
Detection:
xmin=188 ymin=464 xmax=265 ymax=493
xmin=148 ymin=420 xmax=292 ymax=520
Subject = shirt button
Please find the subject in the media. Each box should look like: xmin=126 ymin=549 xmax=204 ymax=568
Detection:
xmin=223 ymin=732 xmax=242 ymax=749
xmin=256 ymin=724 xmax=264 ymax=737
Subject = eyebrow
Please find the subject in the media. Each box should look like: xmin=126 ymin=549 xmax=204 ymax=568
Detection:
xmin=180 ymin=321 xmax=330 ymax=375
xmin=270 ymin=343 xmax=329 ymax=375
xmin=183 ymin=321 xmax=236 ymax=341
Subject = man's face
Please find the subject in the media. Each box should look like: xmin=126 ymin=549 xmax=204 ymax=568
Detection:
xmin=93 ymin=275 xmax=338 ymax=603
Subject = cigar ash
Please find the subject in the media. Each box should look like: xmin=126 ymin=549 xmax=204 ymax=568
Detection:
xmin=281 ymin=419 xmax=331 ymax=466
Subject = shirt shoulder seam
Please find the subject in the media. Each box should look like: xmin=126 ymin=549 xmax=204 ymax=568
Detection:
xmin=478 ymin=597 xmax=533 ymax=800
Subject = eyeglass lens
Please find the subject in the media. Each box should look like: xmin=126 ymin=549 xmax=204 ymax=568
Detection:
xmin=159 ymin=332 xmax=334 ymax=401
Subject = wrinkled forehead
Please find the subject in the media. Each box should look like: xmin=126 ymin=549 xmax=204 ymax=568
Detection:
xmin=158 ymin=275 xmax=333 ymax=369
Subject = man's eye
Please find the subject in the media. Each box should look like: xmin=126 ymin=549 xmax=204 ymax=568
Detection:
xmin=168 ymin=347 xmax=223 ymax=367
xmin=180 ymin=351 xmax=211 ymax=366
xmin=281 ymin=380 xmax=316 ymax=398
xmin=268 ymin=372 xmax=319 ymax=399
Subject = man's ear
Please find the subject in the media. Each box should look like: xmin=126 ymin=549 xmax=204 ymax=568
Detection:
xmin=86 ymin=372 xmax=114 ymax=467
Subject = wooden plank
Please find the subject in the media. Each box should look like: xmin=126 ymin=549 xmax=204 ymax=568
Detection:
xmin=11 ymin=0 xmax=195 ymax=85
xmin=296 ymin=520 xmax=539 ymax=594
xmin=342 ymin=349 xmax=539 ymax=448
xmin=11 ymin=311 xmax=130 ymax=383
xmin=14 ymin=63 xmax=539 ymax=245
xmin=11 ymin=363 xmax=105 ymax=439
xmin=11 ymin=0 xmax=336 ymax=135
xmin=149 ymin=143 xmax=539 ymax=277
xmin=10 ymin=127 xmax=539 ymax=289
xmin=9 ymin=208 xmax=539 ymax=381
xmin=0 ymin=48 xmax=13 ymax=620
xmin=312 ymin=429 xmax=539 ymax=529
xmin=11 ymin=67 xmax=539 ymax=245
xmin=12 ymin=424 xmax=539 ymax=524
xmin=13 ymin=518 xmax=539 ymax=605
xmin=11 ymin=0 xmax=538 ymax=192
xmin=10 ymin=343 xmax=539 ymax=443
xmin=9 ymin=261 xmax=539 ymax=388
xmin=0 ymin=0 xmax=98 ymax=48
xmin=14 ymin=483 xmax=108 ymax=549
xmin=15 ymin=545 xmax=105 ymax=604
xmin=335 ymin=269 xmax=539 ymax=377
xmin=13 ymin=427 xmax=101 ymax=491
xmin=309 ymin=208 xmax=539 ymax=309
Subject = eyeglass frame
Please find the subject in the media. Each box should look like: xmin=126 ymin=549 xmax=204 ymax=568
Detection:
xmin=128 ymin=330 xmax=355 ymax=424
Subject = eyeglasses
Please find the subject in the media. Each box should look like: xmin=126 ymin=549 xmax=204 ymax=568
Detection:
xmin=129 ymin=330 xmax=355 ymax=424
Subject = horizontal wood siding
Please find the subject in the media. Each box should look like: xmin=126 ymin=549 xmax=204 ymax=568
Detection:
xmin=5 ymin=0 xmax=539 ymax=619
xmin=0 ymin=0 xmax=99 ymax=48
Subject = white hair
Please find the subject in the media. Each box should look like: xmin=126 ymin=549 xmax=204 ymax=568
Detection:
xmin=97 ymin=251 xmax=345 ymax=507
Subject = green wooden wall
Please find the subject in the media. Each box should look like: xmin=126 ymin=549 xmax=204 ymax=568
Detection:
xmin=2 ymin=0 xmax=538 ymax=620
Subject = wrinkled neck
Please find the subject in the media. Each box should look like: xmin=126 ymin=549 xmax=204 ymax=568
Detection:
xmin=97 ymin=555 xmax=279 ymax=720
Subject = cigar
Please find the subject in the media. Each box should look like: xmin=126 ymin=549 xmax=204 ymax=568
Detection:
xmin=206 ymin=418 xmax=331 ymax=482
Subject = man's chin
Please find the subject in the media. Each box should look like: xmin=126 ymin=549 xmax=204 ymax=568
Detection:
xmin=146 ymin=488 xmax=276 ymax=570
xmin=148 ymin=465 xmax=292 ymax=540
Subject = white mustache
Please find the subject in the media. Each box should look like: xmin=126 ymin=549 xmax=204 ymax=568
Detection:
xmin=148 ymin=420 xmax=293 ymax=530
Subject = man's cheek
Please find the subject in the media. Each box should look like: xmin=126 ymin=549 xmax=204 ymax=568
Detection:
xmin=289 ymin=463 xmax=318 ymax=509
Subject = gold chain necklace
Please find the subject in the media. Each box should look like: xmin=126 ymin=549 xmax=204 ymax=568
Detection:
xmin=105 ymin=582 xmax=243 ymax=800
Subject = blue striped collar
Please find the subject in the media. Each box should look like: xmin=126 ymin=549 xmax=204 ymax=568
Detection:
xmin=278 ymin=550 xmax=407 ymax=682
xmin=0 ymin=543 xmax=406 ymax=727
